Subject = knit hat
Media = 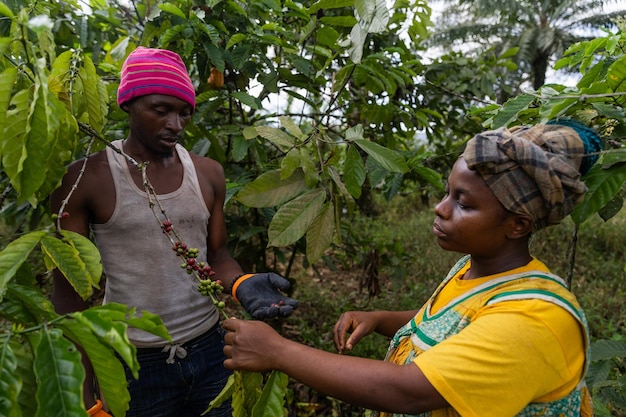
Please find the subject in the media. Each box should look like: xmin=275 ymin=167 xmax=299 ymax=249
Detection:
xmin=462 ymin=122 xmax=602 ymax=230
xmin=117 ymin=47 xmax=196 ymax=111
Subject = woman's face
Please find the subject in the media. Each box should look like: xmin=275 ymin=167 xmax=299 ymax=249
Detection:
xmin=432 ymin=157 xmax=513 ymax=257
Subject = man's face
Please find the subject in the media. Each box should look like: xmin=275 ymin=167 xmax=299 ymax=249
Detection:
xmin=126 ymin=94 xmax=194 ymax=156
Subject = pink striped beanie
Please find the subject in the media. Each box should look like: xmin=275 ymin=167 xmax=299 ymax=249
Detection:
xmin=117 ymin=47 xmax=196 ymax=110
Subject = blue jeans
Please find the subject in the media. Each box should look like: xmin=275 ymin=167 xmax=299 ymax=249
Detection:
xmin=122 ymin=325 xmax=232 ymax=417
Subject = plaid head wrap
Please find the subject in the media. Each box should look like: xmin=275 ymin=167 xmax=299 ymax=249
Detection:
xmin=462 ymin=122 xmax=601 ymax=230
xmin=117 ymin=47 xmax=196 ymax=111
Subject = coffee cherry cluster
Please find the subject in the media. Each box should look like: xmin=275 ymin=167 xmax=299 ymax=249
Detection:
xmin=198 ymin=279 xmax=226 ymax=308
xmin=162 ymin=220 xmax=173 ymax=234
xmin=171 ymin=240 xmax=226 ymax=310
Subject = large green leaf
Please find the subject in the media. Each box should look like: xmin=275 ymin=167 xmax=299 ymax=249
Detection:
xmin=254 ymin=126 xmax=296 ymax=150
xmin=5 ymin=283 xmax=58 ymax=324
xmin=236 ymin=169 xmax=307 ymax=208
xmin=230 ymin=91 xmax=262 ymax=109
xmin=40 ymin=235 xmax=93 ymax=300
xmin=19 ymin=74 xmax=56 ymax=203
xmin=307 ymin=0 xmax=353 ymax=14
xmin=58 ymin=319 xmax=131 ymax=417
xmin=353 ymin=139 xmax=408 ymax=173
xmin=60 ymin=230 xmax=103 ymax=289
xmin=83 ymin=303 xmax=171 ymax=342
xmin=344 ymin=144 xmax=366 ymax=198
xmin=250 ymin=370 xmax=288 ymax=417
xmin=204 ymin=373 xmax=236 ymax=414
xmin=268 ymin=189 xmax=326 ymax=247
xmin=0 ymin=231 xmax=46 ymax=302
xmin=72 ymin=309 xmax=138 ymax=373
xmin=226 ymin=370 xmax=264 ymax=417
xmin=326 ymin=165 xmax=352 ymax=202
xmin=605 ymin=54 xmax=626 ymax=93
xmin=9 ymin=338 xmax=37 ymax=417
xmin=79 ymin=54 xmax=107 ymax=132
xmin=571 ymin=161 xmax=626 ymax=225
xmin=71 ymin=303 xmax=171 ymax=378
xmin=0 ymin=337 xmax=20 ymax=417
xmin=491 ymin=94 xmax=535 ymax=128
xmin=590 ymin=339 xmax=626 ymax=362
xmin=33 ymin=327 xmax=87 ymax=417
xmin=0 ymin=67 xmax=18 ymax=142
xmin=306 ymin=201 xmax=335 ymax=263
xmin=355 ymin=0 xmax=389 ymax=34
xmin=1 ymin=89 xmax=29 ymax=193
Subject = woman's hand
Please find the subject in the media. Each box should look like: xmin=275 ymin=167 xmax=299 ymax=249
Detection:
xmin=333 ymin=311 xmax=379 ymax=354
xmin=222 ymin=318 xmax=282 ymax=372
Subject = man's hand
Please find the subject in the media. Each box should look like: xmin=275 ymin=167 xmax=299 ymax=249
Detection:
xmin=231 ymin=273 xmax=298 ymax=319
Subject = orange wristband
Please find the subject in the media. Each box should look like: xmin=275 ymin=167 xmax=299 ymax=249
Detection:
xmin=87 ymin=400 xmax=102 ymax=416
xmin=231 ymin=273 xmax=255 ymax=302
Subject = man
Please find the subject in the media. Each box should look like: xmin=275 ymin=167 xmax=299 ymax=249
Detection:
xmin=51 ymin=46 xmax=297 ymax=417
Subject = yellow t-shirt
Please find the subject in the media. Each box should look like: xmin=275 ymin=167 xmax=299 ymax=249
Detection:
xmin=384 ymin=257 xmax=588 ymax=417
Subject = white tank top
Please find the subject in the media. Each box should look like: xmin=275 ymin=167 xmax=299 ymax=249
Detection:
xmin=93 ymin=140 xmax=219 ymax=347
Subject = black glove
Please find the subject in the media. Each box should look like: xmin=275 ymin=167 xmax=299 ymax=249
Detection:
xmin=231 ymin=273 xmax=298 ymax=319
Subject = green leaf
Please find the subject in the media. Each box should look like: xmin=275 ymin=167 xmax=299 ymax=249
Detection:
xmin=231 ymin=371 xmax=263 ymax=417
xmin=60 ymin=230 xmax=103 ymax=289
xmin=605 ymin=55 xmax=626 ymax=93
xmin=159 ymin=2 xmax=187 ymax=19
xmin=0 ymin=231 xmax=46 ymax=302
xmin=0 ymin=337 xmax=20 ymax=417
xmin=70 ymin=309 xmax=139 ymax=377
xmin=5 ymin=283 xmax=58 ymax=324
xmin=40 ymin=235 xmax=93 ymax=300
xmin=326 ymin=165 xmax=352 ymax=201
xmin=306 ymin=202 xmax=335 ymax=263
xmin=0 ymin=67 xmax=18 ymax=140
xmin=411 ymin=165 xmax=444 ymax=191
xmin=203 ymin=373 xmax=236 ymax=414
xmin=79 ymin=55 xmax=106 ymax=132
xmin=230 ymin=91 xmax=262 ymax=110
xmin=9 ymin=338 xmax=37 ymax=417
xmin=0 ymin=2 xmax=14 ymax=17
xmin=236 ymin=169 xmax=308 ymax=208
xmin=33 ymin=327 xmax=87 ymax=417
xmin=344 ymin=145 xmax=366 ymax=198
xmin=1 ymin=89 xmax=29 ymax=193
xmin=281 ymin=148 xmax=301 ymax=180
xmin=353 ymin=139 xmax=408 ymax=173
xmin=251 ymin=370 xmax=288 ymax=417
xmin=571 ymin=162 xmax=626 ymax=225
xmin=57 ymin=319 xmax=131 ymax=417
xmin=300 ymin=147 xmax=319 ymax=187
xmin=255 ymin=126 xmax=295 ymax=150
xmin=308 ymin=0 xmax=353 ymax=14
xmin=279 ymin=116 xmax=303 ymax=138
xmin=491 ymin=94 xmax=535 ymax=128
xmin=590 ymin=339 xmax=626 ymax=362
xmin=268 ymin=189 xmax=326 ymax=247
xmin=355 ymin=0 xmax=389 ymax=34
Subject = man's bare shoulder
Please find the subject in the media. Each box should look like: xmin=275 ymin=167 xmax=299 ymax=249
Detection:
xmin=62 ymin=149 xmax=112 ymax=193
xmin=188 ymin=152 xmax=225 ymax=177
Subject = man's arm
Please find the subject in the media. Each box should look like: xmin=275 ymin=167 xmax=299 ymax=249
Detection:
xmin=197 ymin=156 xmax=244 ymax=287
xmin=195 ymin=155 xmax=297 ymax=318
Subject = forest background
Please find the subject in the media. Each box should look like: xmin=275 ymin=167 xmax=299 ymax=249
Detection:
xmin=0 ymin=0 xmax=625 ymax=415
